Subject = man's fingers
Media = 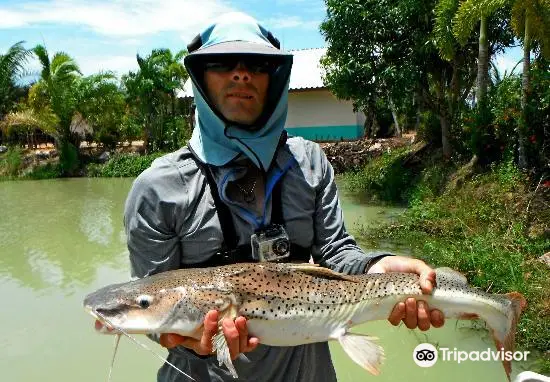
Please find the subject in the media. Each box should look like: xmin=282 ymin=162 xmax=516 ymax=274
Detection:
xmin=419 ymin=268 xmax=436 ymax=294
xmin=160 ymin=333 xmax=197 ymax=349
xmin=430 ymin=309 xmax=445 ymax=328
xmin=94 ymin=319 xmax=114 ymax=333
xmin=404 ymin=298 xmax=418 ymax=329
xmin=388 ymin=302 xmax=406 ymax=326
xmin=246 ymin=337 xmax=260 ymax=352
xmin=222 ymin=318 xmax=241 ymax=360
xmin=417 ymin=301 xmax=430 ymax=331
xmin=200 ymin=310 xmax=219 ymax=353
xmin=204 ymin=310 xmax=219 ymax=335
xmin=235 ymin=316 xmax=249 ymax=353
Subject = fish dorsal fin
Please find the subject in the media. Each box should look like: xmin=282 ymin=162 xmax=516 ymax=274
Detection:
xmin=288 ymin=264 xmax=359 ymax=283
xmin=435 ymin=267 xmax=468 ymax=285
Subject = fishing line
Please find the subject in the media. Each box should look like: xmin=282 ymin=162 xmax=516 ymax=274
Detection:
xmin=108 ymin=334 xmax=121 ymax=382
xmin=94 ymin=310 xmax=196 ymax=382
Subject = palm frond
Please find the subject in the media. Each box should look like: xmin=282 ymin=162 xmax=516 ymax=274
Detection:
xmin=0 ymin=41 xmax=33 ymax=84
xmin=1 ymin=107 xmax=59 ymax=138
xmin=32 ymin=44 xmax=51 ymax=83
xmin=453 ymin=0 xmax=510 ymax=45
xmin=434 ymin=0 xmax=460 ymax=60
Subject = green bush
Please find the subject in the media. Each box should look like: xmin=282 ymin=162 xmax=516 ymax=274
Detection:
xmin=341 ymin=145 xmax=452 ymax=204
xmin=0 ymin=145 xmax=23 ymax=177
xmin=86 ymin=152 xmax=166 ymax=177
xmin=25 ymin=163 xmax=62 ymax=180
xmin=342 ymin=147 xmax=414 ymax=202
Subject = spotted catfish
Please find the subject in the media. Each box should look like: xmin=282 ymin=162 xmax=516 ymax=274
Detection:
xmin=83 ymin=263 xmax=526 ymax=379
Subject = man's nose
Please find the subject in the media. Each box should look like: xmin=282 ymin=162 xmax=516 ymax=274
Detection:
xmin=231 ymin=62 xmax=250 ymax=82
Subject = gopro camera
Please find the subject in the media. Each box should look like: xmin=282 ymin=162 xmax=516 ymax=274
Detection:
xmin=251 ymin=224 xmax=290 ymax=262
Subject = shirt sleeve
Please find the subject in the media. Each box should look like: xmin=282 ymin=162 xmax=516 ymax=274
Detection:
xmin=308 ymin=142 xmax=393 ymax=275
xmin=124 ymin=159 xmax=184 ymax=278
xmin=124 ymin=155 xmax=212 ymax=360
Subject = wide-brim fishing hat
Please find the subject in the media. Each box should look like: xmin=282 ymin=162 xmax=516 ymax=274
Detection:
xmin=184 ymin=12 xmax=291 ymax=59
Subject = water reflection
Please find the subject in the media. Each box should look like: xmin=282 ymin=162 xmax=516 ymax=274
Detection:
xmin=0 ymin=178 xmax=134 ymax=291
xmin=80 ymin=196 xmax=114 ymax=246
xmin=27 ymin=247 xmax=64 ymax=289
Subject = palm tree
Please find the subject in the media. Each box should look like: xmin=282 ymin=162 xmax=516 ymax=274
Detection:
xmin=32 ymin=44 xmax=82 ymax=142
xmin=31 ymin=45 xmax=82 ymax=173
xmin=452 ymin=0 xmax=509 ymax=107
xmin=510 ymin=0 xmax=550 ymax=168
xmin=0 ymin=41 xmax=32 ymax=121
xmin=123 ymin=48 xmax=188 ymax=152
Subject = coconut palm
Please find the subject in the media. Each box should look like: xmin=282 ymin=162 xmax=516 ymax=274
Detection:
xmin=122 ymin=48 xmax=188 ymax=152
xmin=31 ymin=44 xmax=82 ymax=142
xmin=3 ymin=45 xmax=83 ymax=173
xmin=0 ymin=41 xmax=32 ymax=120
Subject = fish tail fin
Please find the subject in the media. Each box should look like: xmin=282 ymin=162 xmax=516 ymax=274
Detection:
xmin=492 ymin=292 xmax=527 ymax=380
xmin=338 ymin=332 xmax=385 ymax=375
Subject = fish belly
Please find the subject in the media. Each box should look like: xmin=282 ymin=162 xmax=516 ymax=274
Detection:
xmin=244 ymin=302 xmax=367 ymax=347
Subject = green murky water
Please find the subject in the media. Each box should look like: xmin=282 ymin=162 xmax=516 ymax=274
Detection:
xmin=0 ymin=178 xmax=528 ymax=381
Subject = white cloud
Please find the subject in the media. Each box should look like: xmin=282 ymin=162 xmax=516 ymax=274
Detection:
xmin=0 ymin=0 xmax=235 ymax=37
xmin=77 ymin=54 xmax=139 ymax=76
xmin=119 ymin=39 xmax=142 ymax=46
xmin=0 ymin=10 xmax=28 ymax=27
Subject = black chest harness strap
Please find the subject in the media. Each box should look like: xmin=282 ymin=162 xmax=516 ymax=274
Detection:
xmin=185 ymin=149 xmax=312 ymax=266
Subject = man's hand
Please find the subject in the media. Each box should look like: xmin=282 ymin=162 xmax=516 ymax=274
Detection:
xmin=367 ymin=256 xmax=445 ymax=331
xmin=159 ymin=310 xmax=259 ymax=360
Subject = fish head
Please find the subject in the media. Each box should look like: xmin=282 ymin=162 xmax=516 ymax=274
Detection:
xmin=83 ymin=276 xmax=202 ymax=336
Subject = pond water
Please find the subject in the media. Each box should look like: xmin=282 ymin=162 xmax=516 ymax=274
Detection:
xmin=0 ymin=178 xmax=529 ymax=381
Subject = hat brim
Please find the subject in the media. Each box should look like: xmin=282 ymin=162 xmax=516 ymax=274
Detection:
xmin=189 ymin=41 xmax=289 ymax=57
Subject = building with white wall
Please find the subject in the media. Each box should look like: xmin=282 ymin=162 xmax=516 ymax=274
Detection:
xmin=178 ymin=48 xmax=364 ymax=141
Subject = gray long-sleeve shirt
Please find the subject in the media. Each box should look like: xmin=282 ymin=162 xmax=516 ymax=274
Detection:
xmin=124 ymin=136 xmax=390 ymax=382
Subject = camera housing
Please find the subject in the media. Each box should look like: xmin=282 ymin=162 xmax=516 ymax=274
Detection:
xmin=250 ymin=224 xmax=290 ymax=262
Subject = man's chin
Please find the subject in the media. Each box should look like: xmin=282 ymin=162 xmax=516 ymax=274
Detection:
xmin=224 ymin=114 xmax=259 ymax=127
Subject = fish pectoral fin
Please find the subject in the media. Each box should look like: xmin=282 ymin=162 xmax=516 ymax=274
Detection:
xmin=212 ymin=305 xmax=240 ymax=378
xmin=338 ymin=333 xmax=385 ymax=376
xmin=212 ymin=331 xmax=238 ymax=378
xmin=288 ymin=264 xmax=359 ymax=282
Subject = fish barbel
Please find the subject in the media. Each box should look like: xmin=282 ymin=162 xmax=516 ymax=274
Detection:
xmin=83 ymin=263 xmax=526 ymax=379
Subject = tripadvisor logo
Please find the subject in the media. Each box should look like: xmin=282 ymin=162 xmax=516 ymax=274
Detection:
xmin=413 ymin=343 xmax=529 ymax=367
xmin=413 ymin=343 xmax=438 ymax=367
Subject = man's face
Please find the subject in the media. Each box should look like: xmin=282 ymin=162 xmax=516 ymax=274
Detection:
xmin=204 ymin=58 xmax=270 ymax=126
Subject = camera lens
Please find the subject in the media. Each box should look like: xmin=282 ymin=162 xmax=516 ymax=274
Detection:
xmin=272 ymin=238 xmax=289 ymax=255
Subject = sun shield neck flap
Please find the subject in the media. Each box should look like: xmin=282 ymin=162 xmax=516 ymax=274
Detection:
xmin=189 ymin=77 xmax=290 ymax=170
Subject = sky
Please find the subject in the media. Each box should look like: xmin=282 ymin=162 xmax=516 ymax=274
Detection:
xmin=0 ymin=0 xmax=522 ymax=79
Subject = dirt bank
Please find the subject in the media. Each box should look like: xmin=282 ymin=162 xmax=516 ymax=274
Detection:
xmin=5 ymin=136 xmax=415 ymax=176
xmin=319 ymin=135 xmax=415 ymax=173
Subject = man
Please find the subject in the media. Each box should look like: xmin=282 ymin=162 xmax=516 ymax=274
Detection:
xmin=120 ymin=12 xmax=444 ymax=382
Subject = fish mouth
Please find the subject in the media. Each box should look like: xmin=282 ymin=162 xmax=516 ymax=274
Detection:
xmin=85 ymin=305 xmax=123 ymax=332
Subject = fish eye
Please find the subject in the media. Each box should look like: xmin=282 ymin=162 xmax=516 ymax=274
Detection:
xmin=136 ymin=295 xmax=152 ymax=309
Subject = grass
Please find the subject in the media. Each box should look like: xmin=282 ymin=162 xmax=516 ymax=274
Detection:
xmin=342 ymin=144 xmax=456 ymax=204
xmin=350 ymin=157 xmax=550 ymax=374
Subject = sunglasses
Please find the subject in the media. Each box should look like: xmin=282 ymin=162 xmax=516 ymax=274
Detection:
xmin=204 ymin=57 xmax=281 ymax=74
